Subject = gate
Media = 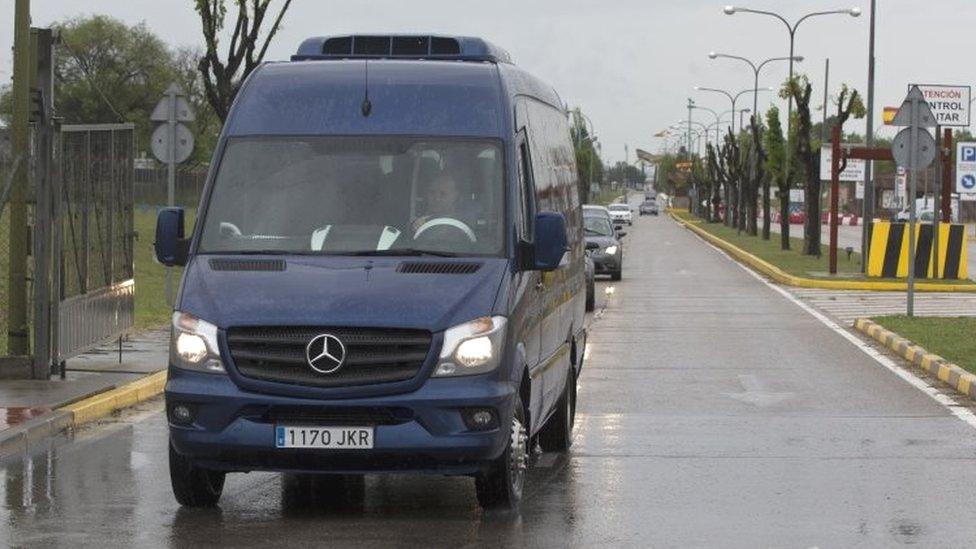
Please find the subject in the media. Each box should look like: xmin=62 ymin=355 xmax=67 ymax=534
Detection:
xmin=53 ymin=124 xmax=136 ymax=367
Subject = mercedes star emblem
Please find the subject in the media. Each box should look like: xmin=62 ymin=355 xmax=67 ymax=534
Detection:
xmin=305 ymin=334 xmax=346 ymax=374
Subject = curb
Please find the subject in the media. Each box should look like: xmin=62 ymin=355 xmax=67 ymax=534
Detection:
xmin=853 ymin=318 xmax=976 ymax=400
xmin=0 ymin=370 xmax=167 ymax=459
xmin=669 ymin=211 xmax=976 ymax=293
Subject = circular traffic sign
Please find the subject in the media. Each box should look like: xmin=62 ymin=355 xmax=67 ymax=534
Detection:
xmin=962 ymin=174 xmax=976 ymax=190
xmin=150 ymin=123 xmax=194 ymax=164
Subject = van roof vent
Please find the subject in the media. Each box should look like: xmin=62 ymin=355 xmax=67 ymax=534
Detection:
xmin=210 ymin=258 xmax=286 ymax=272
xmin=292 ymin=35 xmax=512 ymax=64
xmin=396 ymin=262 xmax=482 ymax=275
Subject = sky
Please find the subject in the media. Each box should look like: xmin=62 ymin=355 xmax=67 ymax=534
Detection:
xmin=1 ymin=0 xmax=974 ymax=163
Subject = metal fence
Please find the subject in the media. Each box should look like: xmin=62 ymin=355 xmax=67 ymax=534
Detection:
xmin=56 ymin=124 xmax=136 ymax=362
xmin=134 ymin=165 xmax=208 ymax=208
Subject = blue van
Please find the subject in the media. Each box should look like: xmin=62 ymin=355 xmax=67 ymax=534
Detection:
xmin=156 ymin=35 xmax=586 ymax=510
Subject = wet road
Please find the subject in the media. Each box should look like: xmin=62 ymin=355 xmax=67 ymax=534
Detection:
xmin=4 ymin=207 xmax=976 ymax=548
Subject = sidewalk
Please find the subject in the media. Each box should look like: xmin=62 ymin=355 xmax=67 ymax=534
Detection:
xmin=0 ymin=329 xmax=168 ymax=455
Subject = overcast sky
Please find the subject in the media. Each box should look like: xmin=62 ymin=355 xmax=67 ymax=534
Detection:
xmin=2 ymin=0 xmax=974 ymax=162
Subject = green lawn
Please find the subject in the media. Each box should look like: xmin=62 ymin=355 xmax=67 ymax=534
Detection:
xmin=133 ymin=208 xmax=195 ymax=331
xmin=872 ymin=316 xmax=976 ymax=374
xmin=672 ymin=210 xmax=863 ymax=278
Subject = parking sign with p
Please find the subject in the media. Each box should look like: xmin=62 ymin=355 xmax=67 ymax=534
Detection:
xmin=958 ymin=142 xmax=976 ymax=194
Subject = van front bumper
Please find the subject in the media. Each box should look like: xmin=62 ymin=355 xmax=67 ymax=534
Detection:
xmin=166 ymin=368 xmax=516 ymax=476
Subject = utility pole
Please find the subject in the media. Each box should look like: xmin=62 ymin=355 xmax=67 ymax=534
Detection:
xmin=861 ymin=0 xmax=877 ymax=272
xmin=9 ymin=0 xmax=32 ymax=357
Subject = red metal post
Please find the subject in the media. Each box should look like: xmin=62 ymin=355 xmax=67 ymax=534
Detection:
xmin=830 ymin=123 xmax=841 ymax=275
xmin=942 ymin=128 xmax=952 ymax=223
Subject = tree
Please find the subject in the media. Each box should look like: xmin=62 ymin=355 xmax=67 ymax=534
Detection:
xmin=764 ymin=106 xmax=789 ymax=250
xmin=570 ymin=108 xmax=603 ymax=203
xmin=749 ymin=115 xmax=766 ymax=238
xmin=782 ymin=75 xmax=821 ymax=255
xmin=720 ymin=128 xmax=744 ymax=230
xmin=54 ymin=16 xmax=179 ymax=152
xmin=195 ymin=0 xmax=293 ymax=122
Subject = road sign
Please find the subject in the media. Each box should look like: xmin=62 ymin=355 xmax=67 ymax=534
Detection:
xmin=910 ymin=84 xmax=971 ymax=127
xmin=890 ymin=87 xmax=937 ymax=128
xmin=958 ymin=142 xmax=976 ymax=194
xmin=150 ymin=84 xmax=195 ymax=122
xmin=150 ymin=123 xmax=194 ymax=163
xmin=892 ymin=128 xmax=937 ymax=169
xmin=819 ymin=146 xmax=865 ymax=181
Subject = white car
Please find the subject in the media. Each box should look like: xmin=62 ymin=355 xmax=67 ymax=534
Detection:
xmin=607 ymin=203 xmax=633 ymax=225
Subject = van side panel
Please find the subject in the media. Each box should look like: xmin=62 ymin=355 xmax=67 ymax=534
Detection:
xmin=521 ymin=97 xmax=585 ymax=420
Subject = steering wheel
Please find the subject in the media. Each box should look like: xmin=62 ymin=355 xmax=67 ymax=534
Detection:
xmin=413 ymin=217 xmax=477 ymax=243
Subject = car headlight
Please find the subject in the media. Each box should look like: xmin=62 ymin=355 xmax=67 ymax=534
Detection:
xmin=605 ymin=245 xmax=618 ymax=255
xmin=433 ymin=316 xmax=507 ymax=377
xmin=170 ymin=311 xmax=225 ymax=374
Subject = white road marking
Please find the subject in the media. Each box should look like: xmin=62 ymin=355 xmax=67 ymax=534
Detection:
xmin=688 ymin=229 xmax=976 ymax=431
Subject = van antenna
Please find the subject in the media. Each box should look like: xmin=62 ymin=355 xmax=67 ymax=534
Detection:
xmin=361 ymin=59 xmax=372 ymax=117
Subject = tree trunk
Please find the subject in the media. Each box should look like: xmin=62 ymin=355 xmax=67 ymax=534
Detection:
xmin=779 ymin=189 xmax=790 ymax=250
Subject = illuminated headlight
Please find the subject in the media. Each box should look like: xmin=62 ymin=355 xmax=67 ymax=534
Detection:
xmin=433 ymin=316 xmax=507 ymax=377
xmin=604 ymin=245 xmax=618 ymax=255
xmin=170 ymin=311 xmax=225 ymax=374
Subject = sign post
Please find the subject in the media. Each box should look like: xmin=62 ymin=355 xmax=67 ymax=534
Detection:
xmin=151 ymin=84 xmax=195 ymax=304
xmin=891 ymin=86 xmax=937 ymax=317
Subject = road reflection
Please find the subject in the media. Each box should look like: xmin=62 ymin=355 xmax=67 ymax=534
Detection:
xmin=0 ymin=410 xmax=583 ymax=548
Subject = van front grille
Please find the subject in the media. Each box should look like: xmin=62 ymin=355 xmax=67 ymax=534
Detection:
xmin=227 ymin=327 xmax=432 ymax=388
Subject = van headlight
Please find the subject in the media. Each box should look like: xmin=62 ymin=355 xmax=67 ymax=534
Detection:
xmin=604 ymin=245 xmax=618 ymax=255
xmin=433 ymin=316 xmax=507 ymax=377
xmin=171 ymin=311 xmax=225 ymax=374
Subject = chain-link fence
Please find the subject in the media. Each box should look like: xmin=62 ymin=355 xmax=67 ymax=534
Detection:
xmin=0 ymin=130 xmax=15 ymax=355
xmin=134 ymin=165 xmax=208 ymax=208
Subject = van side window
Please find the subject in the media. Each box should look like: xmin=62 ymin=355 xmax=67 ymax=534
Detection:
xmin=517 ymin=139 xmax=535 ymax=241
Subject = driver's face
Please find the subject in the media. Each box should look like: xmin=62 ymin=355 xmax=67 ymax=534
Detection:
xmin=427 ymin=179 xmax=458 ymax=215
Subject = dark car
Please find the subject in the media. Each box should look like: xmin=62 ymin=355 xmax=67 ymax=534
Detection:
xmin=639 ymin=199 xmax=659 ymax=216
xmin=584 ymin=214 xmax=624 ymax=281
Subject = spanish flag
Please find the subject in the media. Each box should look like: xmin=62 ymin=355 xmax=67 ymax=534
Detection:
xmin=883 ymin=106 xmax=898 ymax=125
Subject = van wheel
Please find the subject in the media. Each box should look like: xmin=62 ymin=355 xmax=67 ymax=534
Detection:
xmin=475 ymin=394 xmax=528 ymax=511
xmin=169 ymin=442 xmax=225 ymax=507
xmin=538 ymin=367 xmax=575 ymax=452
xmin=585 ymin=280 xmax=595 ymax=312
xmin=611 ymin=267 xmax=622 ymax=282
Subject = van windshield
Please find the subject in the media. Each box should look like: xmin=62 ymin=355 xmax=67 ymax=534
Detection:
xmin=198 ymin=137 xmax=505 ymax=256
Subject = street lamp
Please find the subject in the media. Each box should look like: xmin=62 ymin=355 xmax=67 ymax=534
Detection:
xmin=694 ymin=86 xmax=772 ymax=134
xmin=708 ymin=52 xmax=803 ymax=124
xmin=724 ymin=5 xmax=861 ymax=230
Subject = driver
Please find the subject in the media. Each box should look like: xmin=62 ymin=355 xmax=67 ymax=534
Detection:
xmin=412 ymin=173 xmax=467 ymax=233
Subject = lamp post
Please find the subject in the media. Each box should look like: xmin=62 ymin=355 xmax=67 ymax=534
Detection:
xmin=708 ymin=52 xmax=802 ymax=124
xmin=695 ymin=86 xmax=771 ymax=135
xmin=724 ymin=5 xmax=861 ymax=240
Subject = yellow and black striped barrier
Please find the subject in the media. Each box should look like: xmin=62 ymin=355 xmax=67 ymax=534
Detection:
xmin=868 ymin=221 xmax=969 ymax=279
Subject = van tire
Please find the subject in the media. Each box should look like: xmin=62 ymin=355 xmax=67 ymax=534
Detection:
xmin=611 ymin=267 xmax=622 ymax=281
xmin=538 ymin=367 xmax=575 ymax=452
xmin=585 ymin=280 xmax=595 ymax=311
xmin=169 ymin=442 xmax=225 ymax=507
xmin=475 ymin=394 xmax=528 ymax=511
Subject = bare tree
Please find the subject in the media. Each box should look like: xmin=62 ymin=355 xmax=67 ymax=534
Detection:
xmin=195 ymin=0 xmax=293 ymax=122
xmin=721 ymin=129 xmax=743 ymax=230
xmin=749 ymin=115 xmax=766 ymax=237
xmin=783 ymin=76 xmax=821 ymax=255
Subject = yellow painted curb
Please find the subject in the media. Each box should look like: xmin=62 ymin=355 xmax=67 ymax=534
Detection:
xmin=63 ymin=370 xmax=168 ymax=426
xmin=854 ymin=318 xmax=976 ymax=401
xmin=669 ymin=212 xmax=976 ymax=292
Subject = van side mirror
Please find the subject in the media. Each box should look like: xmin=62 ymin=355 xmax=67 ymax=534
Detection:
xmin=155 ymin=207 xmax=190 ymax=266
xmin=531 ymin=212 xmax=568 ymax=271
xmin=616 ymin=231 xmax=627 ymax=238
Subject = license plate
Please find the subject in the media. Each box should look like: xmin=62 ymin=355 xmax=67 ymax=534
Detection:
xmin=275 ymin=426 xmax=374 ymax=449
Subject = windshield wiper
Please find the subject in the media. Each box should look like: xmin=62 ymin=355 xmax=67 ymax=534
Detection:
xmin=337 ymin=248 xmax=461 ymax=258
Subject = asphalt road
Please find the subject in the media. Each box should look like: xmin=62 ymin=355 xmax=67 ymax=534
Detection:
xmin=3 ymin=207 xmax=976 ymax=548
